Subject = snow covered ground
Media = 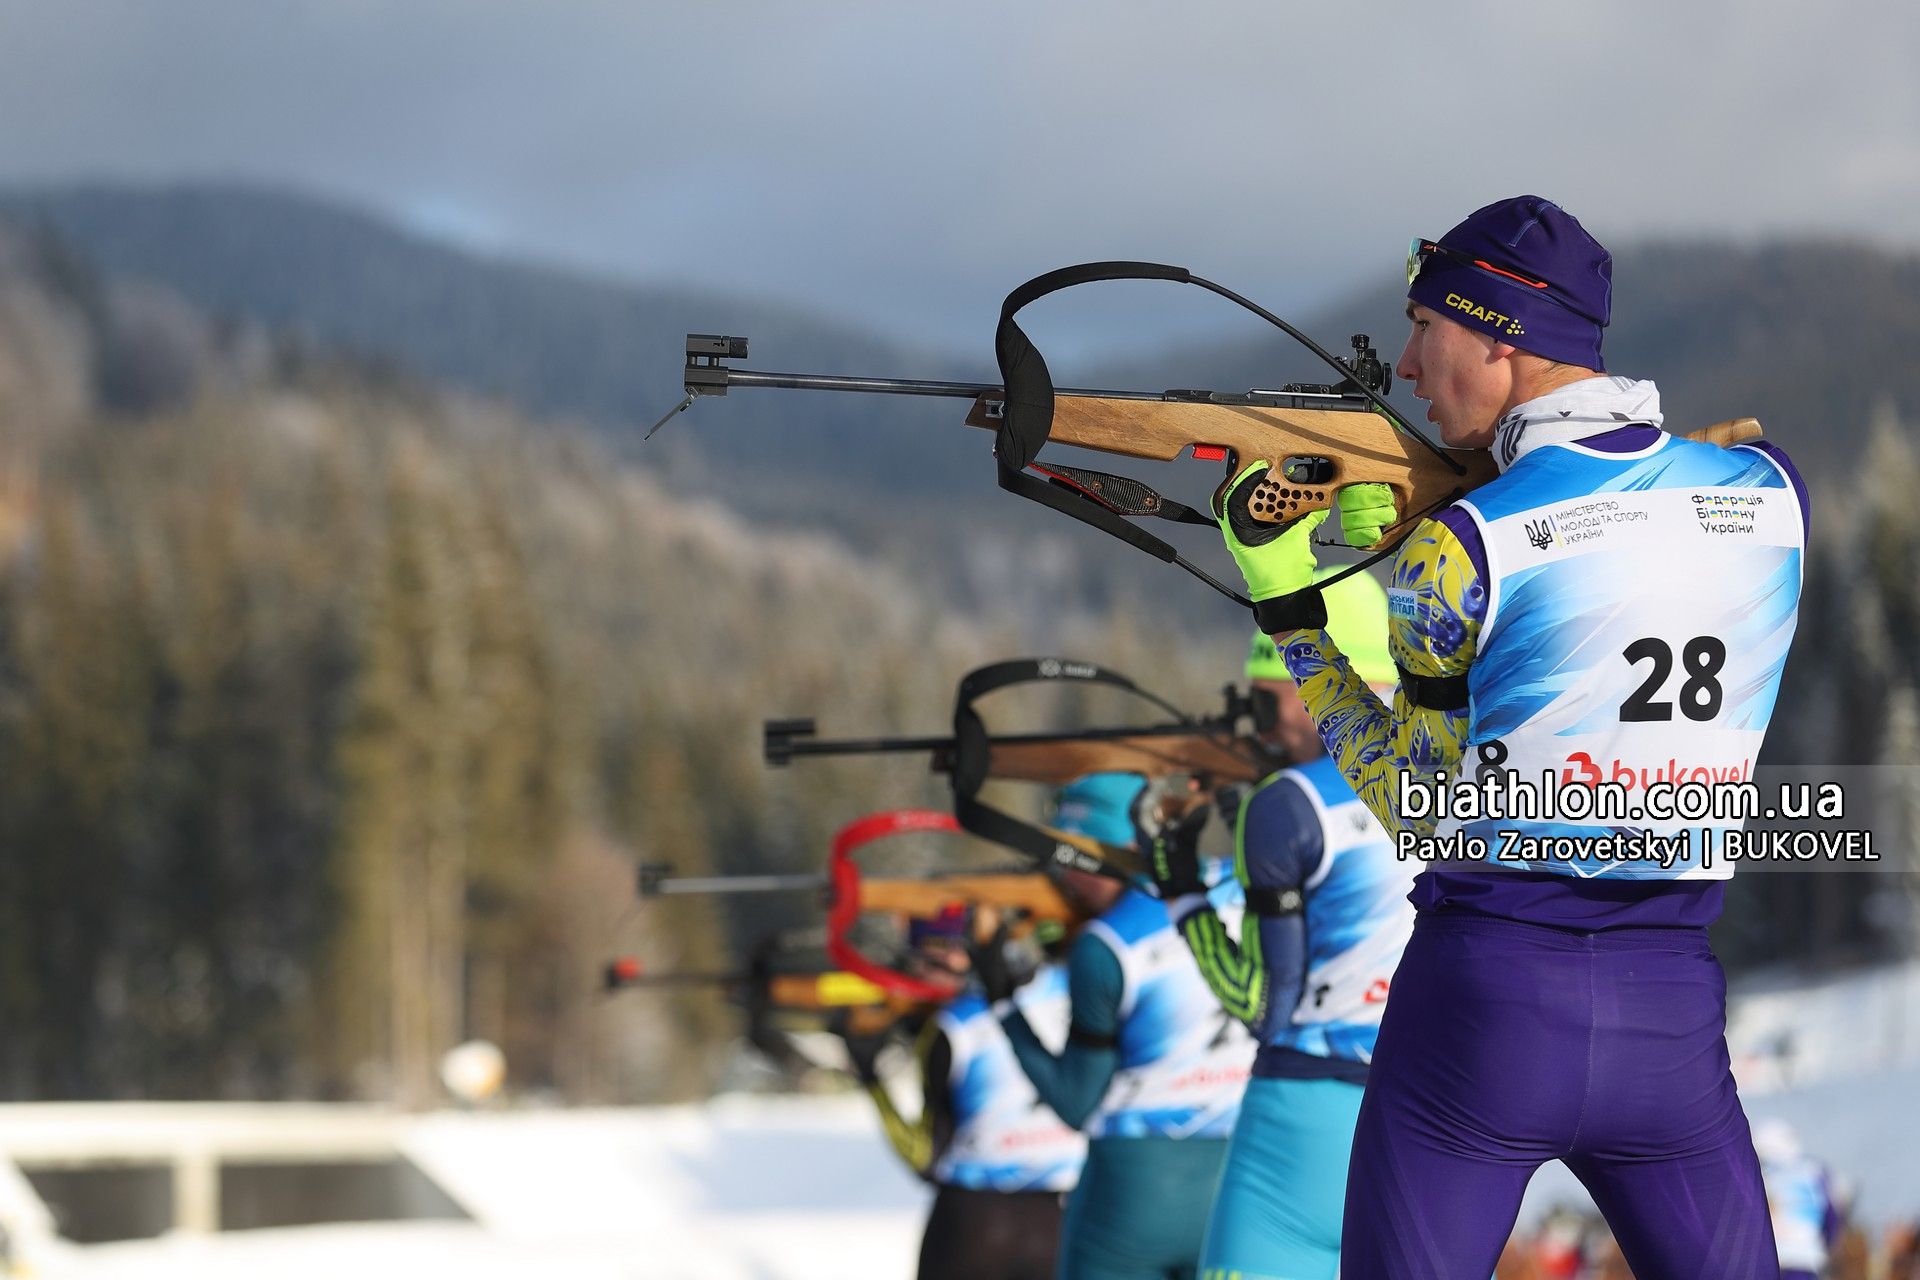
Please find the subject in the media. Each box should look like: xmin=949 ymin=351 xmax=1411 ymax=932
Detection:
xmin=24 ymin=1097 xmax=930 ymax=1280
xmin=13 ymin=962 xmax=1920 ymax=1279
xmin=1727 ymin=958 xmax=1920 ymax=1093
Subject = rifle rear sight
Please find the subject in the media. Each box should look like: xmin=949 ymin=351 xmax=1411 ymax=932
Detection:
xmin=685 ymin=333 xmax=749 ymax=396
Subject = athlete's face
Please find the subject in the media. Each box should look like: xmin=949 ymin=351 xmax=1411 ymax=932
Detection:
xmin=1396 ymin=304 xmax=1512 ymax=449
xmin=1050 ymin=865 xmax=1124 ymax=917
xmin=1255 ymin=678 xmax=1323 ymax=764
xmin=908 ymin=938 xmax=971 ymax=994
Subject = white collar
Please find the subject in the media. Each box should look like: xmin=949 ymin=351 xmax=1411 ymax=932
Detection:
xmin=1492 ymin=376 xmax=1665 ymax=473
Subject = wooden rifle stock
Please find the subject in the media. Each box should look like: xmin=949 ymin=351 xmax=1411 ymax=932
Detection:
xmin=763 ymin=973 xmax=928 ymax=1035
xmin=611 ymin=964 xmax=929 ymax=1036
xmin=959 ymin=732 xmax=1271 ymax=787
xmin=966 ymin=396 xmax=1766 ymax=541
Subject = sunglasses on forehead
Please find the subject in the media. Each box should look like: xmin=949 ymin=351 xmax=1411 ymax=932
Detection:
xmin=1407 ymin=238 xmax=1554 ymax=290
xmin=1406 ymin=238 xmax=1606 ymax=326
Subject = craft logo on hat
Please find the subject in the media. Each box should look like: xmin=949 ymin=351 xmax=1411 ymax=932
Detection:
xmin=1443 ymin=291 xmax=1527 ymax=337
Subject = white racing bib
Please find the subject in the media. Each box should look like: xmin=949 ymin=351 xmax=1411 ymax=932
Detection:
xmin=1083 ymin=885 xmax=1253 ymax=1140
xmin=1438 ymin=436 xmax=1804 ymax=880
xmin=933 ymin=965 xmax=1086 ymax=1190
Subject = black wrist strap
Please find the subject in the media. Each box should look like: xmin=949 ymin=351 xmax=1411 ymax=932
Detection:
xmin=1069 ymin=1024 xmax=1119 ymax=1050
xmin=1252 ymin=588 xmax=1327 ymax=632
xmin=1245 ymin=886 xmax=1305 ymax=917
xmin=1397 ymin=665 xmax=1472 ymax=711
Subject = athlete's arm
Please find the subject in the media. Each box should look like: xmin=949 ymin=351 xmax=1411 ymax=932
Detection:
xmin=1174 ymin=777 xmax=1319 ymax=1033
xmin=862 ymin=1021 xmax=951 ymax=1177
xmin=1278 ymin=513 xmax=1483 ymax=836
xmin=999 ymin=936 xmax=1122 ymax=1131
xmin=1819 ymin=1170 xmax=1843 ymax=1246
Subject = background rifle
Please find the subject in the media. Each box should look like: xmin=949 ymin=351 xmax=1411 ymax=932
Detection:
xmin=767 ymin=658 xmax=1281 ymax=880
xmin=764 ymin=700 xmax=1273 ymax=787
xmin=638 ymin=809 xmax=1075 ymax=1002
xmin=604 ymin=949 xmax=923 ymax=1039
xmin=639 ymin=862 xmax=1075 ymax=926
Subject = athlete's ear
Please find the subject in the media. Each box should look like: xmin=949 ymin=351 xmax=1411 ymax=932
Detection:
xmin=1489 ymin=341 xmax=1519 ymax=360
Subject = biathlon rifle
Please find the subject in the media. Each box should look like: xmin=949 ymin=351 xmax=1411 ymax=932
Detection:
xmin=604 ymin=930 xmax=929 ymax=1074
xmin=604 ymin=943 xmax=922 ymax=1038
xmin=650 ymin=262 xmax=1764 ymax=608
xmin=638 ymin=809 xmax=1074 ymax=1003
xmin=767 ymin=656 xmax=1281 ymax=881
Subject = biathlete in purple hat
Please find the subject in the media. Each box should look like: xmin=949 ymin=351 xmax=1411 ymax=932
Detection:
xmin=1210 ymin=195 xmax=1808 ymax=1277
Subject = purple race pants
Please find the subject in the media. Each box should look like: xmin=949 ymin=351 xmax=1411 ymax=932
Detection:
xmin=1342 ymin=914 xmax=1779 ymax=1279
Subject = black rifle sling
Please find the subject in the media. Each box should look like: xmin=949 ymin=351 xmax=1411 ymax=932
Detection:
xmin=993 ymin=261 xmax=1471 ymax=621
xmin=949 ymin=658 xmax=1165 ymax=881
xmin=993 ymin=263 xmax=1256 ymax=605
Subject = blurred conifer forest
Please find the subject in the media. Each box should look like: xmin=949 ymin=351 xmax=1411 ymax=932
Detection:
xmin=0 ymin=220 xmax=1239 ymax=1104
xmin=0 ymin=214 xmax=1911 ymax=1105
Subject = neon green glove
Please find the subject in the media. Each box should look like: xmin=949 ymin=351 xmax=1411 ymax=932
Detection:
xmin=1217 ymin=463 xmax=1327 ymax=603
xmin=1337 ymin=483 xmax=1399 ymax=549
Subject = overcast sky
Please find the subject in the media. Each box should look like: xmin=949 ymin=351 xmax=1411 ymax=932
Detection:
xmin=0 ymin=0 xmax=1913 ymax=351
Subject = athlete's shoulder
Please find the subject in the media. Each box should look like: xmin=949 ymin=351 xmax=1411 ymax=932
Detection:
xmin=1730 ymin=439 xmax=1810 ymax=540
xmin=1453 ymin=443 xmax=1595 ymax=521
xmin=1282 ymin=756 xmax=1361 ymax=808
xmin=933 ymin=999 xmax=988 ymax=1061
xmin=1241 ymin=768 xmax=1318 ymax=828
xmin=939 ymin=985 xmax=993 ymax=1027
xmin=1270 ymin=757 xmax=1388 ymax=849
xmin=1395 ymin=506 xmax=1486 ymax=583
xmin=1732 ymin=436 xmax=1800 ymax=479
xmin=1093 ymin=885 xmax=1169 ymax=944
xmin=1018 ymin=958 xmax=1075 ymax=1006
xmin=1237 ymin=769 xmax=1328 ymax=889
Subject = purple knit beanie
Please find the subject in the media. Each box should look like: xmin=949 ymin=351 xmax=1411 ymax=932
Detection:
xmin=908 ymin=904 xmax=970 ymax=947
xmin=1407 ymin=195 xmax=1611 ymax=370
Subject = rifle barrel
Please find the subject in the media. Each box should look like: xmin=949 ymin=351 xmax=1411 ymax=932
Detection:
xmin=645 ymin=872 xmax=826 ymax=896
xmin=618 ymin=970 xmax=750 ymax=986
xmin=712 ymin=368 xmax=1160 ymax=403
xmin=778 ymin=733 xmax=954 ymax=758
xmin=777 ymin=721 xmax=1236 ymax=758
